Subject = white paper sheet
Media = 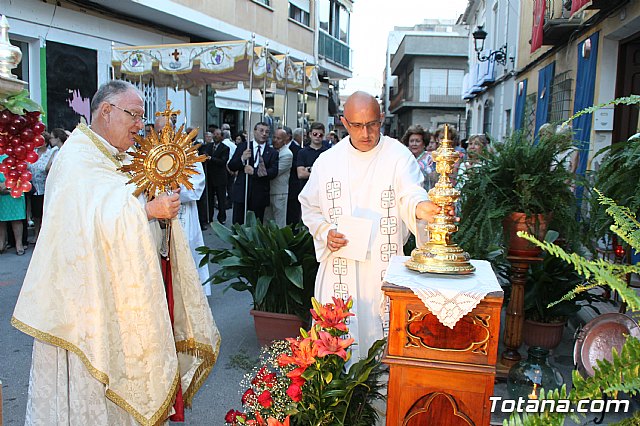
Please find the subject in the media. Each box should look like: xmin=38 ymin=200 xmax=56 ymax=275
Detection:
xmin=335 ymin=215 xmax=373 ymax=262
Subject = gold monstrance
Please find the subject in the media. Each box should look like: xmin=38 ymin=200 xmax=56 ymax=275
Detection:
xmin=119 ymin=101 xmax=207 ymax=199
xmin=405 ymin=125 xmax=475 ymax=274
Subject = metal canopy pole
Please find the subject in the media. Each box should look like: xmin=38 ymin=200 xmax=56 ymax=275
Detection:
xmin=244 ymin=34 xmax=256 ymax=224
xmin=283 ymin=53 xmax=289 ymax=127
xmin=261 ymin=42 xmax=269 ymax=122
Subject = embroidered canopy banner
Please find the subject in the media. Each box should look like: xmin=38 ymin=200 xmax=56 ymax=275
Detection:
xmin=111 ymin=41 xmax=320 ymax=95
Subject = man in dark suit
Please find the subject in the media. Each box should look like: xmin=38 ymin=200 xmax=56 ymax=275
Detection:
xmin=204 ymin=128 xmax=230 ymax=224
xmin=228 ymin=122 xmax=279 ymax=224
xmin=281 ymin=126 xmax=302 ymax=225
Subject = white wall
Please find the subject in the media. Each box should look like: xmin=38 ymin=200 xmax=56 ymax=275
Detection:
xmin=4 ymin=0 xmax=189 ymax=114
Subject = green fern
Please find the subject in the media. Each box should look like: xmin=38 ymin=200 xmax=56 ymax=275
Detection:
xmin=505 ymin=193 xmax=640 ymax=425
xmin=563 ymin=94 xmax=640 ymax=125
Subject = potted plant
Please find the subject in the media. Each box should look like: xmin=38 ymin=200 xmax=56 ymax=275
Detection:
xmin=456 ymin=130 xmax=579 ymax=260
xmin=199 ymin=212 xmax=318 ymax=346
xmin=506 ymin=191 xmax=640 ymax=425
xmin=522 ymin=242 xmax=610 ymax=350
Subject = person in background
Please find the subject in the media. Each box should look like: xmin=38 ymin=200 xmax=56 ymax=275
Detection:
xmin=228 ymin=122 xmax=279 ymax=224
xmin=204 ymin=128 xmax=230 ymax=225
xmin=156 ymin=115 xmax=212 ymax=295
xmin=282 ymin=126 xmax=302 ymax=225
xmin=221 ymin=129 xmax=236 ymax=209
xmin=0 ymin=153 xmax=26 ymax=255
xmin=144 ymin=122 xmax=154 ymax=136
xmin=296 ymin=122 xmax=328 ymax=190
xmin=327 ymin=131 xmax=340 ymax=146
xmin=27 ymin=131 xmax=59 ymax=244
xmin=293 ymin=127 xmax=305 ymax=147
xmin=264 ymin=128 xmax=293 ymax=227
xmin=401 ymin=125 xmax=436 ymax=191
xmin=457 ymin=134 xmax=491 ymax=186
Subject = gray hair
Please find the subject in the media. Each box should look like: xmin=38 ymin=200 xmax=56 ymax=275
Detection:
xmin=90 ymin=80 xmax=141 ymax=116
xmin=222 ymin=129 xmax=231 ymax=139
xmin=281 ymin=126 xmax=293 ymax=139
xmin=293 ymin=127 xmax=304 ymax=140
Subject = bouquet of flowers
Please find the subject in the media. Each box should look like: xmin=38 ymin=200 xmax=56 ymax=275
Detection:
xmin=225 ymin=296 xmax=386 ymax=426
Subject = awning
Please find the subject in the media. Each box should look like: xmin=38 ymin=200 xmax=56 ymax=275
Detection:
xmin=214 ymin=83 xmax=264 ymax=113
xmin=111 ymin=40 xmax=320 ymax=95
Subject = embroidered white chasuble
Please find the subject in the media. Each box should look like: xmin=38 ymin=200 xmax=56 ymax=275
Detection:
xmin=12 ymin=126 xmax=221 ymax=426
xmin=299 ymin=135 xmax=428 ymax=361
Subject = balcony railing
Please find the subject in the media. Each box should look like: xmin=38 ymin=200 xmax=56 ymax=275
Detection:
xmin=390 ymin=85 xmax=464 ymax=111
xmin=543 ymin=0 xmax=582 ymax=45
xmin=319 ymin=30 xmax=351 ymax=69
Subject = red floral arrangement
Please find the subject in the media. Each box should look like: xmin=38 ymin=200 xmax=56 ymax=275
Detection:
xmin=225 ymin=297 xmax=386 ymax=426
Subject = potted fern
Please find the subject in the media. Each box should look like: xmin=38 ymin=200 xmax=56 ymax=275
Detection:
xmin=456 ymin=130 xmax=579 ymax=260
xmin=198 ymin=212 xmax=318 ymax=346
xmin=505 ymin=191 xmax=640 ymax=425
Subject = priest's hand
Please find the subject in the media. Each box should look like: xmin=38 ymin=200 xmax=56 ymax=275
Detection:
xmin=416 ymin=201 xmax=456 ymax=223
xmin=327 ymin=229 xmax=348 ymax=252
xmin=146 ymin=192 xmax=181 ymax=220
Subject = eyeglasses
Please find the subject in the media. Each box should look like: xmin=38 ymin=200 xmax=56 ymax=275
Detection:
xmin=343 ymin=117 xmax=381 ymax=132
xmin=311 ymin=131 xmax=324 ymax=138
xmin=109 ymin=104 xmax=147 ymax=123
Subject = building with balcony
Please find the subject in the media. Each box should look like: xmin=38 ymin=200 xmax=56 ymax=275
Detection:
xmin=514 ymin=0 xmax=639 ymax=176
xmin=5 ymin=0 xmax=353 ymax=134
xmin=384 ymin=20 xmax=467 ymax=139
xmin=461 ymin=0 xmax=521 ymax=141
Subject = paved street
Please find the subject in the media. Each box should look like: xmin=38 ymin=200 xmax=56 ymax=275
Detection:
xmin=1 ymin=222 xmax=638 ymax=425
xmin=0 ymin=223 xmax=261 ymax=425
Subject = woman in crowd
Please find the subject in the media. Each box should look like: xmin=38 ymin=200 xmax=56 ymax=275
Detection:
xmin=401 ymin=125 xmax=437 ymax=190
xmin=457 ymin=134 xmax=491 ymax=187
xmin=27 ymin=131 xmax=60 ymax=243
xmin=45 ymin=128 xmax=68 ymax=172
xmin=0 ymin=153 xmax=27 ymax=255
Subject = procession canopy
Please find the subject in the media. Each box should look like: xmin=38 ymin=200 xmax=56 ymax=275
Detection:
xmin=111 ymin=41 xmax=320 ymax=94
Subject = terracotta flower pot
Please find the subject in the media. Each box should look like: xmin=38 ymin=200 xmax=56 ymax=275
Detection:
xmin=250 ymin=309 xmax=307 ymax=347
xmin=523 ymin=319 xmax=566 ymax=350
xmin=503 ymin=212 xmax=550 ymax=257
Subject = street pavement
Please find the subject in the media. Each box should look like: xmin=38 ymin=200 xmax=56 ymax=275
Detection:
xmin=1 ymin=220 xmax=638 ymax=425
xmin=0 ymin=221 xmax=261 ymax=425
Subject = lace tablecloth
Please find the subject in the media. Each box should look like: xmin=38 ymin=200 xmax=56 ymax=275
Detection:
xmin=383 ymin=256 xmax=502 ymax=329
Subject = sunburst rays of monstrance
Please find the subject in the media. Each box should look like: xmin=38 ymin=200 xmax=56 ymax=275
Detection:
xmin=120 ymin=100 xmax=207 ymax=200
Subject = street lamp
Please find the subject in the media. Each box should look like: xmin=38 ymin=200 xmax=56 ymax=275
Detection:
xmin=472 ymin=25 xmax=508 ymax=66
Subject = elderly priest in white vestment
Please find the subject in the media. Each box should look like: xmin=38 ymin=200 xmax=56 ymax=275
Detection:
xmin=299 ymin=91 xmax=440 ymax=362
xmin=12 ymin=80 xmax=220 ymax=425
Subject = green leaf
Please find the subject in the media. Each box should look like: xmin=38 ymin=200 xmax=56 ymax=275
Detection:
xmin=254 ymin=274 xmax=273 ymax=305
xmin=284 ymin=265 xmax=304 ymax=289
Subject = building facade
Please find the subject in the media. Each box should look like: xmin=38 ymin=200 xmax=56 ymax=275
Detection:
xmin=461 ymin=0 xmax=520 ymax=141
xmin=384 ymin=20 xmax=468 ymax=139
xmin=6 ymin=0 xmax=353 ymax=135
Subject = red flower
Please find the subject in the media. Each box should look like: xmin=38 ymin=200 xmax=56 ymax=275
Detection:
xmin=262 ymin=372 xmax=277 ymax=388
xmin=286 ymin=383 xmax=303 ymax=402
xmin=290 ymin=376 xmax=306 ymax=387
xmin=311 ymin=296 xmax=354 ymax=332
xmin=267 ymin=416 xmax=291 ymax=426
xmin=251 ymin=367 xmax=268 ymax=386
xmin=278 ymin=337 xmax=317 ymax=372
xmin=225 ymin=409 xmax=246 ymax=423
xmin=257 ymin=390 xmax=273 ymax=408
xmin=241 ymin=388 xmax=255 ymax=405
xmin=314 ymin=330 xmax=354 ymax=360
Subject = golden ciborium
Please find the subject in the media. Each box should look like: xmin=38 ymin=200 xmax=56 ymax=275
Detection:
xmin=405 ymin=125 xmax=475 ymax=274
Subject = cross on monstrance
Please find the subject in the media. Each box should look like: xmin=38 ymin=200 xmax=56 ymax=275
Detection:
xmin=156 ymin=101 xmax=181 ymax=131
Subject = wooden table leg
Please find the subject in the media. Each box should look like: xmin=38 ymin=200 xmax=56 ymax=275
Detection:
xmin=501 ymin=256 xmax=541 ymax=367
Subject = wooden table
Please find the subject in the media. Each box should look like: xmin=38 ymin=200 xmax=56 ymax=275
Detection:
xmin=382 ymin=283 xmax=503 ymax=426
